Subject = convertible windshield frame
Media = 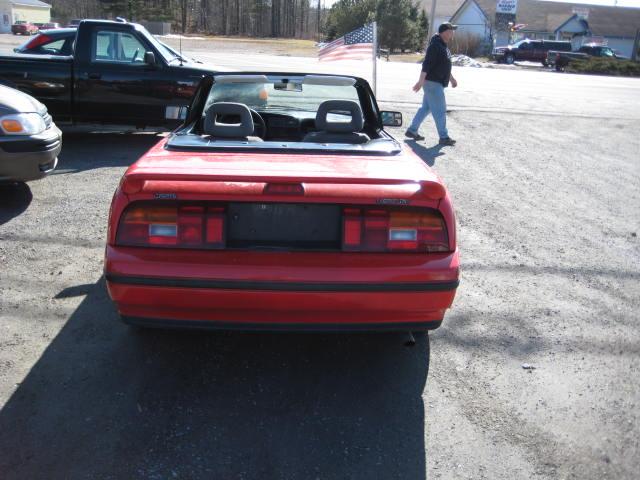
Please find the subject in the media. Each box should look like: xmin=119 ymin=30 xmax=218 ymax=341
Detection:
xmin=205 ymin=74 xmax=361 ymax=114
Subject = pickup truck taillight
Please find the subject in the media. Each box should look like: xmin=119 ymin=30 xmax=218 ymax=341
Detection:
xmin=342 ymin=207 xmax=449 ymax=253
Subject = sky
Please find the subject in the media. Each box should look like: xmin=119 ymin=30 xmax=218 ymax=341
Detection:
xmin=322 ymin=0 xmax=640 ymax=8
xmin=540 ymin=0 xmax=640 ymax=6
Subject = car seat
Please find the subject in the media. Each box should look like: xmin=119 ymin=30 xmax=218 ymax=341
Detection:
xmin=203 ymin=102 xmax=262 ymax=142
xmin=303 ymin=100 xmax=370 ymax=144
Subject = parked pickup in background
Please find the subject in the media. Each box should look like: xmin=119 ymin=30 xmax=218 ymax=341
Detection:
xmin=547 ymin=44 xmax=629 ymax=71
xmin=493 ymin=39 xmax=572 ymax=65
xmin=0 ymin=19 xmax=218 ymax=128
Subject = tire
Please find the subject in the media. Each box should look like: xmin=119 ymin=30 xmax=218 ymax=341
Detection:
xmin=505 ymin=53 xmax=515 ymax=65
xmin=555 ymin=64 xmax=564 ymax=72
xmin=542 ymin=59 xmax=548 ymax=67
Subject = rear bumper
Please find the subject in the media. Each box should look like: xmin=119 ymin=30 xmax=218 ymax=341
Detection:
xmin=0 ymin=125 xmax=61 ymax=182
xmin=105 ymin=246 xmax=459 ymax=331
xmin=122 ymin=316 xmax=443 ymax=332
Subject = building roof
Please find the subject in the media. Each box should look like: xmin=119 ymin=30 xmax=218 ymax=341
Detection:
xmin=420 ymin=0 xmax=463 ymax=19
xmin=452 ymin=0 xmax=640 ymax=38
xmin=10 ymin=0 xmax=52 ymax=8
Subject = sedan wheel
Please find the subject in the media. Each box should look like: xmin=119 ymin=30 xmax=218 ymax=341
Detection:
xmin=505 ymin=53 xmax=515 ymax=64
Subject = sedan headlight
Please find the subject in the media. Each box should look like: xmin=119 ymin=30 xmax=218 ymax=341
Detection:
xmin=0 ymin=113 xmax=47 ymax=135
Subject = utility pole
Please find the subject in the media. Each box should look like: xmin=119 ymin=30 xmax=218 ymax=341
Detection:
xmin=427 ymin=0 xmax=437 ymax=41
xmin=317 ymin=0 xmax=321 ymax=41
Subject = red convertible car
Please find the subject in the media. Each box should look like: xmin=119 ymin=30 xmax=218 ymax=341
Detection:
xmin=104 ymin=73 xmax=459 ymax=331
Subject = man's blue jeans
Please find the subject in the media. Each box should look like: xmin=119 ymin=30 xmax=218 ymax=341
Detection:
xmin=408 ymin=80 xmax=449 ymax=139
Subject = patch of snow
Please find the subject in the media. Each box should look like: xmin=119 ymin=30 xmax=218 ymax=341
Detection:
xmin=158 ymin=34 xmax=208 ymax=40
xmin=450 ymin=54 xmax=491 ymax=68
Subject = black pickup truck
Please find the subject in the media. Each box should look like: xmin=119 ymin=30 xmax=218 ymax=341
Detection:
xmin=0 ymin=19 xmax=217 ymax=128
xmin=547 ymin=45 xmax=628 ymax=71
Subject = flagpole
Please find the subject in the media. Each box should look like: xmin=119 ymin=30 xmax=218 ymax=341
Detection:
xmin=372 ymin=21 xmax=377 ymax=97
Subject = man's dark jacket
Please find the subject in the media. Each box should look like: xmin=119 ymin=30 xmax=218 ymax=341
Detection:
xmin=422 ymin=34 xmax=452 ymax=87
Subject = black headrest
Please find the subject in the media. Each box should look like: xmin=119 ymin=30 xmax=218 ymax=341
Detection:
xmin=203 ymin=102 xmax=254 ymax=138
xmin=315 ymin=100 xmax=364 ymax=133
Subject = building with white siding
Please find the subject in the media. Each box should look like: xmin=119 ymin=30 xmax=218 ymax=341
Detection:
xmin=0 ymin=0 xmax=51 ymax=33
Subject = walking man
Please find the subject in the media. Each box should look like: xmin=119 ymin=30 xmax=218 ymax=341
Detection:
xmin=405 ymin=22 xmax=458 ymax=146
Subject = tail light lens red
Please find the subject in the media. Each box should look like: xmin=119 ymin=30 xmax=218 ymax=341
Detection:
xmin=341 ymin=207 xmax=449 ymax=252
xmin=25 ymin=34 xmax=53 ymax=50
xmin=116 ymin=203 xmax=226 ymax=249
xmin=116 ymin=202 xmax=449 ymax=253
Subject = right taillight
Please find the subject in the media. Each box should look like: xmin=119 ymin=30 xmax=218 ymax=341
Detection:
xmin=116 ymin=202 xmax=226 ymax=249
xmin=341 ymin=207 xmax=449 ymax=253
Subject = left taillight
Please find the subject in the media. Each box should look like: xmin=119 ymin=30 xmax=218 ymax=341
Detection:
xmin=24 ymin=34 xmax=52 ymax=50
xmin=342 ymin=207 xmax=450 ymax=253
xmin=116 ymin=202 xmax=226 ymax=249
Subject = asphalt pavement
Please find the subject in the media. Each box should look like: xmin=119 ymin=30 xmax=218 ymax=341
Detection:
xmin=176 ymin=47 xmax=640 ymax=121
xmin=0 ymin=34 xmax=639 ymax=479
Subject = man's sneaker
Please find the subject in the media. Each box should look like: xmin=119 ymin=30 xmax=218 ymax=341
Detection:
xmin=405 ymin=130 xmax=425 ymax=141
xmin=439 ymin=137 xmax=456 ymax=146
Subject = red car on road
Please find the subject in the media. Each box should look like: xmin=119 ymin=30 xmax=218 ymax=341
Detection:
xmin=11 ymin=21 xmax=39 ymax=35
xmin=104 ymin=73 xmax=459 ymax=331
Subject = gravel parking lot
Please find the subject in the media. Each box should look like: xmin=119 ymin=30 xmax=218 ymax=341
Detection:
xmin=0 ymin=34 xmax=639 ymax=479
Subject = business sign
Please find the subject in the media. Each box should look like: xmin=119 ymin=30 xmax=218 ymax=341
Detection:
xmin=496 ymin=0 xmax=518 ymax=14
xmin=572 ymin=7 xmax=589 ymax=19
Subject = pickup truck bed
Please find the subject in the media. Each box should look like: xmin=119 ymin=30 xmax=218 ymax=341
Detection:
xmin=0 ymin=54 xmax=74 ymax=121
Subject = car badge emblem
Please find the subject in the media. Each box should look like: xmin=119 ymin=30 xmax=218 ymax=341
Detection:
xmin=154 ymin=193 xmax=177 ymax=200
xmin=377 ymin=198 xmax=408 ymax=205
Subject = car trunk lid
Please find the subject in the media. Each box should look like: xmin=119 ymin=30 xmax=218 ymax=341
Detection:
xmin=123 ymin=141 xmax=446 ymax=200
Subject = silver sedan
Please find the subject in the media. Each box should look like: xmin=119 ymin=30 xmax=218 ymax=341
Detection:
xmin=0 ymin=84 xmax=61 ymax=183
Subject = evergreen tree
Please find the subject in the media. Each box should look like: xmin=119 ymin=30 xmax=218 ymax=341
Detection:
xmin=325 ymin=0 xmax=428 ymax=52
xmin=98 ymin=0 xmax=171 ymax=22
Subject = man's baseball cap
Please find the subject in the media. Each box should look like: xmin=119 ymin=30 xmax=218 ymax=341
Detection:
xmin=438 ymin=22 xmax=458 ymax=33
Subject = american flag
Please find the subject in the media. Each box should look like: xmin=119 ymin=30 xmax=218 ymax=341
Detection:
xmin=318 ymin=23 xmax=375 ymax=62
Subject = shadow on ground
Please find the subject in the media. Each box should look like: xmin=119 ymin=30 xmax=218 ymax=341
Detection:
xmin=51 ymin=130 xmax=165 ymax=174
xmin=0 ymin=182 xmax=32 ymax=225
xmin=0 ymin=278 xmax=430 ymax=479
xmin=406 ymin=141 xmax=445 ymax=167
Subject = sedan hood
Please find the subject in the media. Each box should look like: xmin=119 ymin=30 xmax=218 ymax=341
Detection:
xmin=0 ymin=84 xmax=45 ymax=116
